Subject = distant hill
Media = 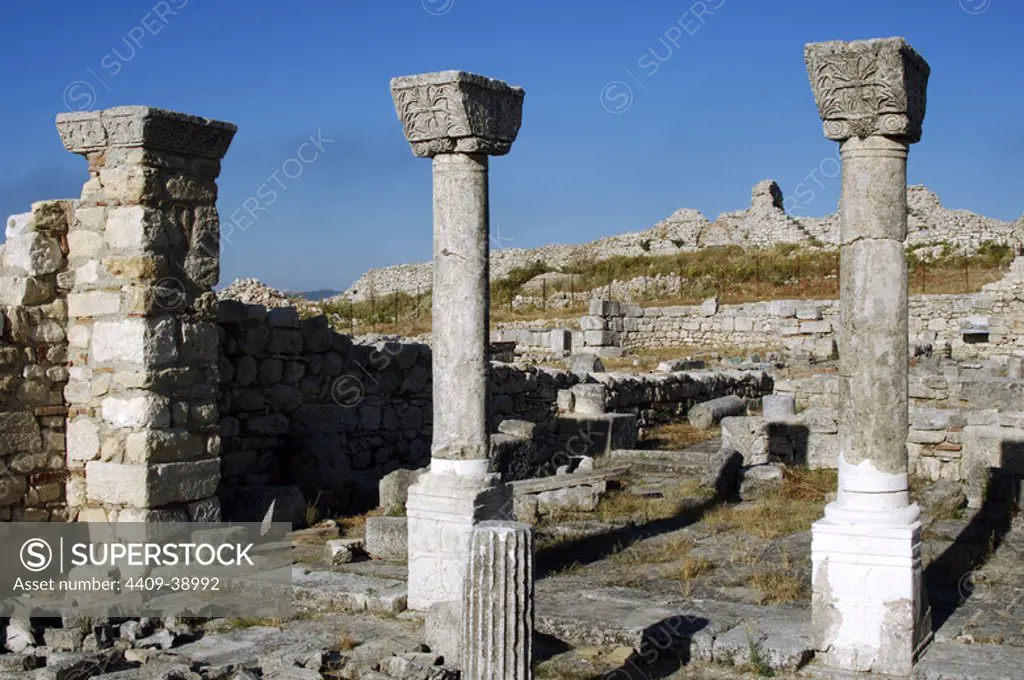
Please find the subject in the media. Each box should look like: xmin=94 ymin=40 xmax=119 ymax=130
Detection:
xmin=290 ymin=289 xmax=343 ymax=301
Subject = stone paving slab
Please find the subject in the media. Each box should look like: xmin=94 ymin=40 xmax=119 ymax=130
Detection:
xmin=536 ymin=580 xmax=814 ymax=672
xmin=292 ymin=567 xmax=408 ymax=614
xmin=912 ymin=641 xmax=1024 ymax=679
xmin=609 ymin=447 xmax=718 ymax=474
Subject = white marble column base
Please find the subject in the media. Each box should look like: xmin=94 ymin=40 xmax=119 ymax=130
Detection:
xmin=405 ymin=469 xmax=511 ymax=611
xmin=811 ymin=514 xmax=931 ymax=676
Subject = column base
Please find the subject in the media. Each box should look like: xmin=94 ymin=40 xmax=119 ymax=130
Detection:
xmin=811 ymin=509 xmax=931 ymax=677
xmin=405 ymin=468 xmax=511 ymax=611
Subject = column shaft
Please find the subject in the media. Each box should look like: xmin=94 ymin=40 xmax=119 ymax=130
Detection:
xmin=832 ymin=136 xmax=915 ymax=521
xmin=431 ymin=153 xmax=490 ymax=466
xmin=462 ymin=521 xmax=533 ymax=680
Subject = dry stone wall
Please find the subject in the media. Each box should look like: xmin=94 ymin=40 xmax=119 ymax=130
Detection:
xmin=217 ymin=302 xmax=434 ymax=517
xmin=215 ymin=299 xmax=773 ymax=516
xmin=568 ymin=257 xmax=1024 ymax=362
xmin=0 ymin=201 xmax=73 ymax=520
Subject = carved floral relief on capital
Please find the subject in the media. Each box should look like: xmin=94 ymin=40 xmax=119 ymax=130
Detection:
xmin=56 ymin=107 xmax=237 ymax=160
xmin=805 ymin=38 xmax=929 ymax=143
xmin=391 ymin=72 xmax=524 ymax=158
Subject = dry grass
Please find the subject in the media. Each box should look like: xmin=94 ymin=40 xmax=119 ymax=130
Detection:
xmin=321 ymin=242 xmax=1013 ymax=338
xmin=595 ymin=479 xmax=707 ymax=525
xmin=335 ymin=508 xmax=384 ymax=538
xmin=703 ymin=468 xmax=837 ymax=539
xmin=667 ymin=556 xmax=714 ymax=595
xmin=751 ymin=570 xmax=807 ymax=604
xmin=335 ymin=632 xmax=358 ymax=651
xmin=612 ymin=534 xmax=695 ymax=566
xmin=641 ymin=422 xmax=721 ymax=450
xmin=779 ymin=467 xmax=837 ymax=501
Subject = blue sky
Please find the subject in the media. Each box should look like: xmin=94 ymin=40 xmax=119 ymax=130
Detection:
xmin=2 ymin=0 xmax=1021 ymax=291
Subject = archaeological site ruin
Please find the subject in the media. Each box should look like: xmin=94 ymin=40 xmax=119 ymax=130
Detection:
xmin=2 ymin=32 xmax=1024 ymax=680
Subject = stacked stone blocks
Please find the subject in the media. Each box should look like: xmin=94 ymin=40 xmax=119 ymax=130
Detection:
xmin=0 ymin=201 xmax=74 ymax=520
xmin=57 ymin=106 xmax=236 ymax=522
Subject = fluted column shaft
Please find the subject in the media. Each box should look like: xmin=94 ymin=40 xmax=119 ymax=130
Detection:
xmin=462 ymin=521 xmax=534 ymax=680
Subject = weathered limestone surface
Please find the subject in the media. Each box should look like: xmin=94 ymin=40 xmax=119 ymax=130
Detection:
xmin=393 ymin=71 xmax=524 ymax=611
xmin=462 ymin=521 xmax=533 ymax=679
xmin=57 ymin=106 xmax=236 ymax=521
xmin=0 ymin=201 xmax=73 ymax=521
xmin=805 ymin=37 xmax=930 ymax=676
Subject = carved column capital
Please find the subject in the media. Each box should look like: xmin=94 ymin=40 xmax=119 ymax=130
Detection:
xmin=805 ymin=37 xmax=929 ymax=143
xmin=391 ymin=71 xmax=524 ymax=158
xmin=56 ymin=106 xmax=237 ymax=161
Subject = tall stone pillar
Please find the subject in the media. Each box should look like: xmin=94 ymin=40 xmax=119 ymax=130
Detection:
xmin=390 ymin=71 xmax=524 ymax=610
xmin=805 ymin=39 xmax=930 ymax=675
xmin=462 ymin=521 xmax=534 ymax=680
xmin=56 ymin=107 xmax=236 ymax=522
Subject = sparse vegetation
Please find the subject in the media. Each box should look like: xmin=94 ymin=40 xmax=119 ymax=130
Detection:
xmin=640 ymin=422 xmax=721 ymax=450
xmin=335 ymin=632 xmax=358 ymax=651
xmin=746 ymin=632 xmax=776 ymax=676
xmin=751 ymin=570 xmax=806 ymax=604
xmin=319 ymin=241 xmax=1013 ymax=337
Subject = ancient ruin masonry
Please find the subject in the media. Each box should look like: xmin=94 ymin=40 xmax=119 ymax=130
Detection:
xmin=462 ymin=521 xmax=534 ymax=680
xmin=805 ymin=38 xmax=931 ymax=675
xmin=0 ymin=201 xmax=73 ymax=520
xmin=56 ymin=106 xmax=236 ymax=522
xmin=391 ymin=71 xmax=525 ymax=611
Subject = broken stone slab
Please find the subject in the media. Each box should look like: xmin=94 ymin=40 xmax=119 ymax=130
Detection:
xmin=609 ymin=448 xmax=717 ymax=476
xmin=364 ymin=515 xmax=408 ymax=563
xmin=291 ymin=567 xmax=407 ymax=615
xmin=496 ymin=419 xmax=537 ymax=440
xmin=508 ymin=467 xmax=627 ymax=496
xmin=33 ymin=650 xmax=125 ymax=680
xmin=536 ymin=485 xmax=602 ymax=515
xmin=569 ymin=383 xmax=606 ymax=415
xmin=762 ymin=394 xmax=796 ymax=421
xmin=720 ymin=416 xmax=769 ymax=466
xmin=910 ymin=641 xmax=1024 ymax=680
xmin=738 ymin=464 xmax=784 ymax=501
xmin=2 ymin=618 xmax=35 ymax=653
xmin=555 ymin=413 xmax=637 ymax=457
xmin=379 ymin=468 xmax=425 ymax=513
xmin=325 ymin=538 xmax=365 ymax=564
xmin=426 ymin=600 xmax=463 ymax=667
xmin=700 ymin=450 xmax=744 ymax=497
xmin=655 ymin=358 xmax=707 ymax=373
xmin=568 ymin=353 xmax=604 ymax=375
xmin=688 ymin=395 xmax=746 ymax=430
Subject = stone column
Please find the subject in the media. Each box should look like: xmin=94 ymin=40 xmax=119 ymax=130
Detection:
xmin=391 ymin=71 xmax=524 ymax=610
xmin=805 ymin=38 xmax=930 ymax=675
xmin=56 ymin=107 xmax=236 ymax=522
xmin=462 ymin=521 xmax=533 ymax=680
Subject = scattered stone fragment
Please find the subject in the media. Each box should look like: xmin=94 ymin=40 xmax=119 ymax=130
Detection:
xmin=365 ymin=516 xmax=408 ymax=562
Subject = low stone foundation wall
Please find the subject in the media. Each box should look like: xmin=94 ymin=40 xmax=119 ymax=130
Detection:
xmin=770 ymin=369 xmax=1024 ymax=484
xmin=563 ymin=259 xmax=1024 ymax=361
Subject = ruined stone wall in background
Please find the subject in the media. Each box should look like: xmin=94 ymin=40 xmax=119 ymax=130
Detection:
xmin=0 ymin=201 xmax=73 ymax=520
xmin=215 ymin=299 xmax=771 ymax=516
xmin=343 ymin=182 xmax=1022 ymax=302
